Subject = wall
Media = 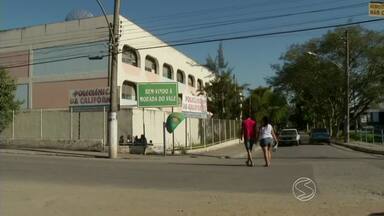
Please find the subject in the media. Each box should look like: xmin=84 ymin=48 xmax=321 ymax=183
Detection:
xmin=0 ymin=108 xmax=240 ymax=152
xmin=32 ymin=78 xmax=108 ymax=109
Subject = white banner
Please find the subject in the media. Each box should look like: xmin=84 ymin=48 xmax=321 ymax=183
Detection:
xmin=69 ymin=87 xmax=110 ymax=107
xmin=182 ymin=94 xmax=207 ymax=118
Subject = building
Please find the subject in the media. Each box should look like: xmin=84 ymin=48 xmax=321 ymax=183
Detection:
xmin=0 ymin=11 xmax=220 ymax=151
xmin=361 ymin=103 xmax=384 ymax=129
xmin=0 ymin=11 xmax=212 ymax=110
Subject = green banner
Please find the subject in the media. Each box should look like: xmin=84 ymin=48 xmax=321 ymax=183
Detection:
xmin=166 ymin=112 xmax=185 ymax=133
xmin=137 ymin=82 xmax=178 ymax=107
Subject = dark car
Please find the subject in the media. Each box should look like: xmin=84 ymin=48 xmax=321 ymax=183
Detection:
xmin=310 ymin=128 xmax=331 ymax=144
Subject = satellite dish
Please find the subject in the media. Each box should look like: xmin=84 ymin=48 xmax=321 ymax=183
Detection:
xmin=65 ymin=9 xmax=94 ymax=21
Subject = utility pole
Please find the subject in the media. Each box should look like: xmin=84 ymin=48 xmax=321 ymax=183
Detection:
xmin=109 ymin=0 xmax=121 ymax=158
xmin=344 ymin=30 xmax=350 ymax=144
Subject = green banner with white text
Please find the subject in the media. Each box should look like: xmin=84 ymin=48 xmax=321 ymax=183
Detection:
xmin=137 ymin=82 xmax=178 ymax=107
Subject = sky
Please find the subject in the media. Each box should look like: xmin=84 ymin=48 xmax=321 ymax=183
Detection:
xmin=0 ymin=0 xmax=382 ymax=88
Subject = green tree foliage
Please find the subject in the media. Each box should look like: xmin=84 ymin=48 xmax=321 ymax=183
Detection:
xmin=243 ymin=87 xmax=289 ymax=128
xmin=202 ymin=42 xmax=245 ymax=119
xmin=0 ymin=68 xmax=20 ymax=133
xmin=269 ymin=26 xmax=384 ymax=135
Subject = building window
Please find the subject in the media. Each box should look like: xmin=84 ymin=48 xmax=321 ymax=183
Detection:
xmin=163 ymin=63 xmax=173 ymax=80
xmin=122 ymin=45 xmax=138 ymax=67
xmin=145 ymin=56 xmax=158 ymax=74
xmin=177 ymin=70 xmax=185 ymax=84
xmin=15 ymin=84 xmax=29 ymax=109
xmin=178 ymin=93 xmax=183 ymax=106
xmin=122 ymin=81 xmax=136 ymax=100
xmin=188 ymin=75 xmax=195 ymax=87
xmin=197 ymin=79 xmax=203 ymax=90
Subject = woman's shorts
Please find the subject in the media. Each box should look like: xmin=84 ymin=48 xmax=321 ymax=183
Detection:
xmin=260 ymin=138 xmax=273 ymax=147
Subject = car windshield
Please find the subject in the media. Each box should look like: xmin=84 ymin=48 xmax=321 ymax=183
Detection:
xmin=311 ymin=128 xmax=328 ymax=134
xmin=280 ymin=130 xmax=297 ymax=135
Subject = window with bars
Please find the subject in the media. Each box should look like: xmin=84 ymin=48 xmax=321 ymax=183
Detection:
xmin=122 ymin=46 xmax=138 ymax=67
xmin=188 ymin=75 xmax=195 ymax=87
xmin=163 ymin=63 xmax=173 ymax=79
xmin=122 ymin=81 xmax=136 ymax=100
xmin=197 ymin=79 xmax=203 ymax=90
xmin=145 ymin=56 xmax=157 ymax=74
xmin=177 ymin=70 xmax=185 ymax=83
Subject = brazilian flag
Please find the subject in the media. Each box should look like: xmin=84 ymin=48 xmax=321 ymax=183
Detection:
xmin=166 ymin=112 xmax=185 ymax=133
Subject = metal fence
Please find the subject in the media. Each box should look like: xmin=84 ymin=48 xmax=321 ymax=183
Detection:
xmin=351 ymin=129 xmax=384 ymax=145
xmin=191 ymin=118 xmax=241 ymax=149
xmin=0 ymin=108 xmax=240 ymax=151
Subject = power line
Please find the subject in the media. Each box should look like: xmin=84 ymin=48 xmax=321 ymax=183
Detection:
xmin=123 ymin=0 xmax=355 ymax=29
xmin=0 ymin=27 xmax=109 ymax=43
xmin=121 ymin=1 xmax=366 ymax=35
xmin=0 ymin=39 xmax=109 ymax=59
xmin=0 ymin=33 xmax=108 ymax=50
xmin=155 ymin=13 xmax=367 ymax=46
xmin=3 ymin=18 xmax=383 ymax=70
xmin=126 ymin=0 xmax=306 ymax=24
xmin=1 ymin=54 xmax=108 ymax=70
xmin=119 ymin=2 xmax=366 ymax=45
xmin=136 ymin=18 xmax=384 ymax=50
xmin=0 ymin=1 xmax=364 ymax=51
xmin=124 ymin=13 xmax=366 ymax=48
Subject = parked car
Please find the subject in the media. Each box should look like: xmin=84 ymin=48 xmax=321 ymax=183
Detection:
xmin=278 ymin=129 xmax=301 ymax=146
xmin=310 ymin=128 xmax=331 ymax=144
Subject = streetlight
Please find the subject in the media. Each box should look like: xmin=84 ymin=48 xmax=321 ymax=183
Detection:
xmin=306 ymin=52 xmax=343 ymax=69
xmin=247 ymin=88 xmax=253 ymax=117
xmin=306 ymin=30 xmax=350 ymax=144
xmin=239 ymin=92 xmax=244 ymax=120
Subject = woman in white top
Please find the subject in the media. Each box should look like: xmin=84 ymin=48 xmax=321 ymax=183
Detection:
xmin=257 ymin=116 xmax=278 ymax=167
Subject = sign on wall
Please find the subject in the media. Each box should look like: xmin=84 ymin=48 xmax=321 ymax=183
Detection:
xmin=182 ymin=94 xmax=208 ymax=119
xmin=369 ymin=2 xmax=384 ymax=17
xmin=69 ymin=87 xmax=110 ymax=107
xmin=137 ymin=82 xmax=178 ymax=107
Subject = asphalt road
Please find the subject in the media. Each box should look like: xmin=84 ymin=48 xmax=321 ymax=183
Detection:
xmin=1 ymin=143 xmax=383 ymax=216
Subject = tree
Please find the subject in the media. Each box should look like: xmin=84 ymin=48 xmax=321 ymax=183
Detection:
xmin=243 ymin=87 xmax=289 ymax=128
xmin=202 ymin=42 xmax=245 ymax=119
xmin=0 ymin=68 xmax=20 ymax=133
xmin=269 ymin=26 xmax=384 ymax=136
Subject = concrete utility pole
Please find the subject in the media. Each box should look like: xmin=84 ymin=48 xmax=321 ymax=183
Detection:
xmin=344 ymin=30 xmax=350 ymax=144
xmin=109 ymin=0 xmax=121 ymax=158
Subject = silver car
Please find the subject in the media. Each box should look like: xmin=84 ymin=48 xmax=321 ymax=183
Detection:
xmin=278 ymin=129 xmax=301 ymax=146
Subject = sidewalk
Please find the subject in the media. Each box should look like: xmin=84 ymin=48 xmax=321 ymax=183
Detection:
xmin=0 ymin=139 xmax=242 ymax=160
xmin=332 ymin=140 xmax=384 ymax=155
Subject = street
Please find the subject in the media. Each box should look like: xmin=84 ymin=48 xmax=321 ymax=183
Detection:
xmin=1 ymin=143 xmax=384 ymax=216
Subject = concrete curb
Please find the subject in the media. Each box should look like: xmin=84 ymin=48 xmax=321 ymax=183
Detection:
xmin=0 ymin=138 xmax=103 ymax=152
xmin=186 ymin=139 xmax=241 ymax=154
xmin=332 ymin=141 xmax=384 ymax=156
xmin=0 ymin=148 xmax=107 ymax=158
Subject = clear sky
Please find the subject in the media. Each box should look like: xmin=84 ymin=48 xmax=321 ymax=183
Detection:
xmin=0 ymin=0 xmax=381 ymax=88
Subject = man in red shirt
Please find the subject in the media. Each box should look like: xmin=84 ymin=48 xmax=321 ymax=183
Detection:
xmin=240 ymin=116 xmax=257 ymax=167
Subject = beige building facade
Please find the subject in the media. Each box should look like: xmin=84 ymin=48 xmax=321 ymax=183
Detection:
xmin=0 ymin=15 xmax=216 ymax=150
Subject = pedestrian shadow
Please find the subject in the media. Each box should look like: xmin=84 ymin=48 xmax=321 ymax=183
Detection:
xmin=368 ymin=213 xmax=384 ymax=216
xmin=272 ymin=156 xmax=382 ymax=160
xmin=187 ymin=153 xmax=231 ymax=159
xmin=168 ymin=162 xmax=257 ymax=167
xmin=168 ymin=162 xmax=266 ymax=167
